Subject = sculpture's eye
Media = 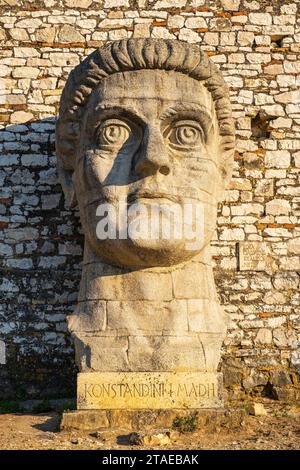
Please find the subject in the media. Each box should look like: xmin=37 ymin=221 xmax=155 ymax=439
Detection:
xmin=166 ymin=120 xmax=204 ymax=148
xmin=96 ymin=120 xmax=131 ymax=147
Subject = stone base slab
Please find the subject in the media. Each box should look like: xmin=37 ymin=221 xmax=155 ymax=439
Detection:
xmin=60 ymin=408 xmax=246 ymax=432
xmin=77 ymin=371 xmax=223 ymax=410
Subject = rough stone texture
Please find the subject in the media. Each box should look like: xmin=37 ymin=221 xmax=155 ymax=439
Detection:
xmin=0 ymin=0 xmax=300 ymax=401
xmin=248 ymin=402 xmax=267 ymax=416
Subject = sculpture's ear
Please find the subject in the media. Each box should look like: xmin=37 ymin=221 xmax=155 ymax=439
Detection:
xmin=57 ymin=162 xmax=77 ymax=208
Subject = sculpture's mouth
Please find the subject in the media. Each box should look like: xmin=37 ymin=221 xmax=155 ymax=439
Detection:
xmin=127 ymin=190 xmax=179 ymax=205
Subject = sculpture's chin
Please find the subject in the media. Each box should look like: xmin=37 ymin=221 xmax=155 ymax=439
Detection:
xmin=88 ymin=235 xmax=203 ymax=269
xmin=128 ymin=237 xmax=197 ymax=266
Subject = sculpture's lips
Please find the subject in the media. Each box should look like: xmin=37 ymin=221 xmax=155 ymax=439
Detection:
xmin=127 ymin=191 xmax=179 ymax=204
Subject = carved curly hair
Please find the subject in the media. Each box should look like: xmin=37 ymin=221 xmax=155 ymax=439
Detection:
xmin=56 ymin=38 xmax=235 ymax=181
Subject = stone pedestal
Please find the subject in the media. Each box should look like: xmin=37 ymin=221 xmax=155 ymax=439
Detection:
xmin=56 ymin=39 xmax=235 ymax=432
xmin=60 ymin=407 xmax=246 ymax=432
xmin=60 ymin=371 xmax=225 ymax=431
xmin=60 ymin=371 xmax=224 ymax=432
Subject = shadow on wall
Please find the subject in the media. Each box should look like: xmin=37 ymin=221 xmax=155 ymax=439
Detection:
xmin=0 ymin=117 xmax=83 ymax=399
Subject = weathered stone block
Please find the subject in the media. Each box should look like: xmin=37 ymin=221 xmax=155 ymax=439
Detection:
xmin=106 ymin=299 xmax=188 ymax=332
xmin=61 ymin=410 xmax=109 ymax=431
xmin=239 ymin=242 xmax=271 ymax=272
xmin=77 ymin=371 xmax=224 ymax=409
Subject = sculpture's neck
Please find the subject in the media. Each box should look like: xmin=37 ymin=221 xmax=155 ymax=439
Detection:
xmin=78 ymin=242 xmax=219 ymax=304
xmin=69 ymin=241 xmax=227 ymax=372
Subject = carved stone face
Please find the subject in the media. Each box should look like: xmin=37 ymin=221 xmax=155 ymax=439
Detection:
xmin=73 ymin=69 xmax=223 ymax=268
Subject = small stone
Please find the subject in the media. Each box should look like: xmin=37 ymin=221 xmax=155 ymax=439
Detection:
xmin=9 ymin=29 xmax=29 ymax=41
xmin=248 ymin=403 xmax=267 ymax=416
xmin=230 ymin=178 xmax=252 ymax=190
xmin=10 ymin=111 xmax=34 ymax=124
xmin=255 ymin=35 xmax=271 ymax=46
xmin=185 ymin=17 xmax=207 ymax=29
xmin=104 ymin=0 xmax=129 ymax=6
xmin=270 ymin=369 xmax=292 ymax=387
xmin=178 ymin=28 xmax=200 ymax=43
xmin=243 ymin=371 xmax=268 ymax=390
xmin=221 ymin=32 xmax=236 ymax=46
xmin=41 ymin=194 xmax=61 ymax=210
xmin=249 ymin=13 xmax=272 ymax=26
xmin=203 ymin=32 xmax=219 ymax=46
xmin=272 ymin=387 xmax=296 ymax=401
xmin=76 ymin=19 xmax=97 ymax=29
xmin=254 ymin=328 xmax=272 ymax=345
xmin=274 ymin=15 xmax=296 ymax=26
xmin=128 ymin=432 xmax=143 ymax=446
xmin=210 ymin=17 xmax=231 ymax=31
xmin=91 ymin=31 xmax=108 ymax=41
xmin=0 ymin=95 xmax=26 ymax=105
xmin=221 ymin=0 xmax=240 ymax=11
xmin=15 ymin=18 xmax=42 ymax=29
xmin=220 ymin=228 xmax=245 ymax=241
xmin=263 ymin=291 xmax=286 ymax=305
xmin=0 ymin=27 xmax=6 ymax=41
xmin=58 ymin=25 xmax=85 ymax=43
xmin=98 ymin=19 xmax=132 ymax=29
xmin=272 ymin=330 xmax=289 ymax=349
xmin=288 ymin=238 xmax=300 ymax=255
xmin=127 ymin=430 xmax=171 ymax=447
xmin=270 ymin=117 xmax=292 ymax=129
xmin=48 ymin=52 xmax=79 ymax=67
xmin=65 ymin=0 xmax=93 ymax=7
xmin=90 ymin=431 xmax=103 ymax=439
xmin=261 ymin=104 xmax=285 ymax=117
xmin=247 ymin=53 xmax=271 ymax=64
xmin=284 ymin=61 xmax=300 ymax=74
xmin=264 ymin=64 xmax=284 ymax=75
xmin=168 ymin=15 xmax=185 ymax=29
xmin=265 ymin=151 xmax=291 ymax=169
xmin=142 ymin=432 xmax=171 ymax=446
xmin=277 ymin=75 xmax=295 ymax=87
xmin=281 ymin=3 xmax=297 ymax=14
xmin=14 ymin=47 xmax=40 ymax=58
xmin=12 ymin=67 xmax=39 ymax=79
xmin=108 ymin=29 xmax=128 ymax=40
xmin=152 ymin=27 xmax=174 ymax=39
xmin=266 ymin=199 xmax=291 ymax=216
xmin=153 ymin=0 xmax=186 ymax=8
xmin=133 ymin=23 xmax=150 ymax=38
xmin=237 ymin=31 xmax=255 ymax=47
xmin=255 ymin=180 xmax=273 ymax=197
xmin=276 ymin=91 xmax=300 ymax=105
xmin=223 ymin=365 xmax=243 ymax=387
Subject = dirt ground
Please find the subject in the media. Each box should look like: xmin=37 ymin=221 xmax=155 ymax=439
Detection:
xmin=0 ymin=400 xmax=299 ymax=450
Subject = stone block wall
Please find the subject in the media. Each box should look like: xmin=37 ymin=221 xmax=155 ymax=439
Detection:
xmin=0 ymin=0 xmax=299 ymax=401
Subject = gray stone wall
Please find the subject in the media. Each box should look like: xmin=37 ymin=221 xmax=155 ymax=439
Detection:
xmin=0 ymin=0 xmax=299 ymax=400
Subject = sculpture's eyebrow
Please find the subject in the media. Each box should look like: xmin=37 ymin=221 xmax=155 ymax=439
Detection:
xmin=94 ymin=103 xmax=147 ymax=122
xmin=160 ymin=103 xmax=213 ymax=122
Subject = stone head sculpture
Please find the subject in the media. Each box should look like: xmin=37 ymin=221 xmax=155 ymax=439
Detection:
xmin=56 ymin=39 xmax=235 ymax=375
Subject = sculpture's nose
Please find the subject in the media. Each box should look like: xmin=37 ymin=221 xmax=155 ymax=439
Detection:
xmin=134 ymin=125 xmax=170 ymax=177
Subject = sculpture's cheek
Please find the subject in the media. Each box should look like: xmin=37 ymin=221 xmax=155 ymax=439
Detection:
xmin=172 ymin=157 xmax=220 ymax=199
xmin=77 ymin=148 xmax=134 ymax=191
xmin=84 ymin=150 xmax=121 ymax=184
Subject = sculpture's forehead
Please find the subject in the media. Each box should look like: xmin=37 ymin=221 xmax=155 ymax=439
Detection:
xmin=90 ymin=69 xmax=213 ymax=109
